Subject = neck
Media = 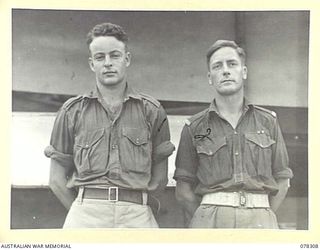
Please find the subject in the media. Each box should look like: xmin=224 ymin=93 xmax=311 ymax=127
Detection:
xmin=96 ymin=80 xmax=127 ymax=105
xmin=215 ymin=91 xmax=244 ymax=115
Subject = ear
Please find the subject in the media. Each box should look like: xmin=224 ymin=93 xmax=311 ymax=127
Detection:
xmin=207 ymin=72 xmax=212 ymax=85
xmin=88 ymin=57 xmax=95 ymax=72
xmin=242 ymin=66 xmax=248 ymax=80
xmin=125 ymin=51 xmax=131 ymax=67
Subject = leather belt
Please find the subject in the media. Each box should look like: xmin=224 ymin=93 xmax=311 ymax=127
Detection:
xmin=201 ymin=191 xmax=270 ymax=208
xmin=78 ymin=186 xmax=148 ymax=205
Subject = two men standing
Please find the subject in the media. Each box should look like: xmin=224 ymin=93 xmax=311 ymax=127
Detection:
xmin=45 ymin=23 xmax=293 ymax=228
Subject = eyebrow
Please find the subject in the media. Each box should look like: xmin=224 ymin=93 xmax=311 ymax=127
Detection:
xmin=93 ymin=49 xmax=123 ymax=55
xmin=211 ymin=58 xmax=239 ymax=65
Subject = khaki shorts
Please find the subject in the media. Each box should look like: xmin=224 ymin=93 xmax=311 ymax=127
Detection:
xmin=189 ymin=204 xmax=279 ymax=229
xmin=63 ymin=198 xmax=158 ymax=228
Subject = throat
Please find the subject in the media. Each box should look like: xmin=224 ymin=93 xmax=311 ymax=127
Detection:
xmin=105 ymin=101 xmax=123 ymax=121
xmin=219 ymin=110 xmax=243 ymax=129
xmin=224 ymin=113 xmax=241 ymax=129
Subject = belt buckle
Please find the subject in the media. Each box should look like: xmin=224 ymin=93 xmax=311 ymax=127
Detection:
xmin=239 ymin=191 xmax=246 ymax=207
xmin=108 ymin=187 xmax=118 ymax=202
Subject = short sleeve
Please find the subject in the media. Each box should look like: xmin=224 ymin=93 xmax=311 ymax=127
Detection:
xmin=151 ymin=105 xmax=175 ymax=164
xmin=271 ymin=118 xmax=294 ymax=179
xmin=44 ymin=108 xmax=75 ymax=169
xmin=174 ymin=125 xmax=198 ymax=184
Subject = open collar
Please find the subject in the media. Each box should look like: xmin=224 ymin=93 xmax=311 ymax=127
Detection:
xmin=208 ymin=97 xmax=253 ymax=115
xmin=83 ymin=82 xmax=142 ymax=102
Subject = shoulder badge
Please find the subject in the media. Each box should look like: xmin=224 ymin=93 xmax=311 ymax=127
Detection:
xmin=254 ymin=105 xmax=277 ymax=118
xmin=140 ymin=92 xmax=160 ymax=108
xmin=62 ymin=95 xmax=83 ymax=110
xmin=185 ymin=119 xmax=191 ymax=126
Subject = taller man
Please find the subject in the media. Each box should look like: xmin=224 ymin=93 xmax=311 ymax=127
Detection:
xmin=45 ymin=22 xmax=174 ymax=228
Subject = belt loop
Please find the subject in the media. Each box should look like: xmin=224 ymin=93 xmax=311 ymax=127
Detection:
xmin=77 ymin=186 xmax=84 ymax=204
xmin=142 ymin=192 xmax=148 ymax=205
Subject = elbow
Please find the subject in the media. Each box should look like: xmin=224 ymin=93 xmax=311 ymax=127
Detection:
xmin=277 ymin=178 xmax=290 ymax=194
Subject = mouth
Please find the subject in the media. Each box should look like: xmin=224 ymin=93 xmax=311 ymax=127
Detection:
xmin=103 ymin=71 xmax=117 ymax=76
xmin=220 ymin=79 xmax=235 ymax=84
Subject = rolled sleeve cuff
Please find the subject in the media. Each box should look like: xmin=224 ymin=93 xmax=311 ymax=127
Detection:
xmin=44 ymin=145 xmax=74 ymax=169
xmin=173 ymin=168 xmax=197 ymax=184
xmin=152 ymin=141 xmax=175 ymax=164
xmin=273 ymin=168 xmax=294 ymax=179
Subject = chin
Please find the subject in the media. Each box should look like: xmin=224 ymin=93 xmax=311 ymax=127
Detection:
xmin=100 ymin=80 xmax=121 ymax=86
xmin=217 ymin=87 xmax=241 ymax=96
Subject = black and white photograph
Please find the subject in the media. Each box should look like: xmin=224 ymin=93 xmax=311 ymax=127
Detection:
xmin=6 ymin=5 xmax=316 ymax=244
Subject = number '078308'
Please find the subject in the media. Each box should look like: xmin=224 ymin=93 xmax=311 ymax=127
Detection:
xmin=300 ymin=244 xmax=319 ymax=248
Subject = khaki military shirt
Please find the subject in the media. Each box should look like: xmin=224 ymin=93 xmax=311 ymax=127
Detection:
xmin=174 ymin=98 xmax=293 ymax=196
xmin=45 ymin=84 xmax=174 ymax=190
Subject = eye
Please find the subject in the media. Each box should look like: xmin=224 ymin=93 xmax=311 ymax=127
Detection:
xmin=94 ymin=54 xmax=105 ymax=61
xmin=212 ymin=64 xmax=221 ymax=70
xmin=229 ymin=61 xmax=238 ymax=67
xmin=110 ymin=52 xmax=122 ymax=59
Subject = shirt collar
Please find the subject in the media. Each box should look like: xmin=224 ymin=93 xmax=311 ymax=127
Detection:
xmin=208 ymin=97 xmax=253 ymax=114
xmin=83 ymin=82 xmax=142 ymax=102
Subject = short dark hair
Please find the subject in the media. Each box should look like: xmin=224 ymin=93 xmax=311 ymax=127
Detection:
xmin=86 ymin=22 xmax=129 ymax=49
xmin=206 ymin=40 xmax=246 ymax=69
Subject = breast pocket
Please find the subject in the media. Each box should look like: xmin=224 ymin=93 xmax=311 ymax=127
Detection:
xmin=195 ymin=136 xmax=232 ymax=186
xmin=245 ymin=132 xmax=275 ymax=178
xmin=120 ymin=127 xmax=151 ymax=174
xmin=74 ymin=128 xmax=109 ymax=177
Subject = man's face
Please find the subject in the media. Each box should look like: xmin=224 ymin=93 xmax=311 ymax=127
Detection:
xmin=208 ymin=47 xmax=247 ymax=96
xmin=88 ymin=36 xmax=131 ymax=87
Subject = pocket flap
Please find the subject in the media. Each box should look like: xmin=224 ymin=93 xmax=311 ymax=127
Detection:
xmin=75 ymin=128 xmax=105 ymax=148
xmin=122 ymin=127 xmax=149 ymax=146
xmin=196 ymin=137 xmax=227 ymax=156
xmin=245 ymin=133 xmax=275 ymax=148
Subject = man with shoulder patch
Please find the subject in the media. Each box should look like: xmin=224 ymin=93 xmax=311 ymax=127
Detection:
xmin=174 ymin=40 xmax=293 ymax=228
xmin=44 ymin=22 xmax=175 ymax=228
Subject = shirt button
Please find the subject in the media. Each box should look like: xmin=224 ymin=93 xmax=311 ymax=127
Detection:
xmin=136 ymin=138 xmax=140 ymax=143
xmin=235 ymin=152 xmax=239 ymax=156
xmin=257 ymin=130 xmax=261 ymax=134
xmin=112 ymin=145 xmax=118 ymax=149
xmin=234 ymin=131 xmax=238 ymax=134
xmin=261 ymin=130 xmax=265 ymax=134
xmin=85 ymin=144 xmax=89 ymax=148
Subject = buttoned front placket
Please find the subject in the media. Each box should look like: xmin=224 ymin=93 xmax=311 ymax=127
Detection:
xmin=97 ymin=97 xmax=124 ymax=180
xmin=232 ymin=129 xmax=244 ymax=183
xmin=213 ymin=105 xmax=250 ymax=184
xmin=232 ymin=106 xmax=251 ymax=183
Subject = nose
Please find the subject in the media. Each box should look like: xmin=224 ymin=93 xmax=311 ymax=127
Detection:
xmin=104 ymin=56 xmax=112 ymax=67
xmin=222 ymin=63 xmax=230 ymax=76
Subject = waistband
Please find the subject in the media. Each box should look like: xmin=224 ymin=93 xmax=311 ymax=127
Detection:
xmin=201 ymin=191 xmax=270 ymax=208
xmin=77 ymin=186 xmax=148 ymax=205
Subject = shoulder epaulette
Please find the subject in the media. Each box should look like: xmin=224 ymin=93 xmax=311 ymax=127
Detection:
xmin=62 ymin=95 xmax=83 ymax=110
xmin=185 ymin=109 xmax=209 ymax=126
xmin=140 ymin=92 xmax=160 ymax=108
xmin=254 ymin=105 xmax=277 ymax=118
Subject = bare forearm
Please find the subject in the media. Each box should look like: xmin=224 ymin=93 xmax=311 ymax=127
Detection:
xmin=175 ymin=180 xmax=200 ymax=220
xmin=49 ymin=159 xmax=76 ymax=210
xmin=50 ymin=181 xmax=76 ymax=210
xmin=270 ymin=178 xmax=290 ymax=212
xmin=180 ymin=196 xmax=200 ymax=220
xmin=149 ymin=159 xmax=168 ymax=192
